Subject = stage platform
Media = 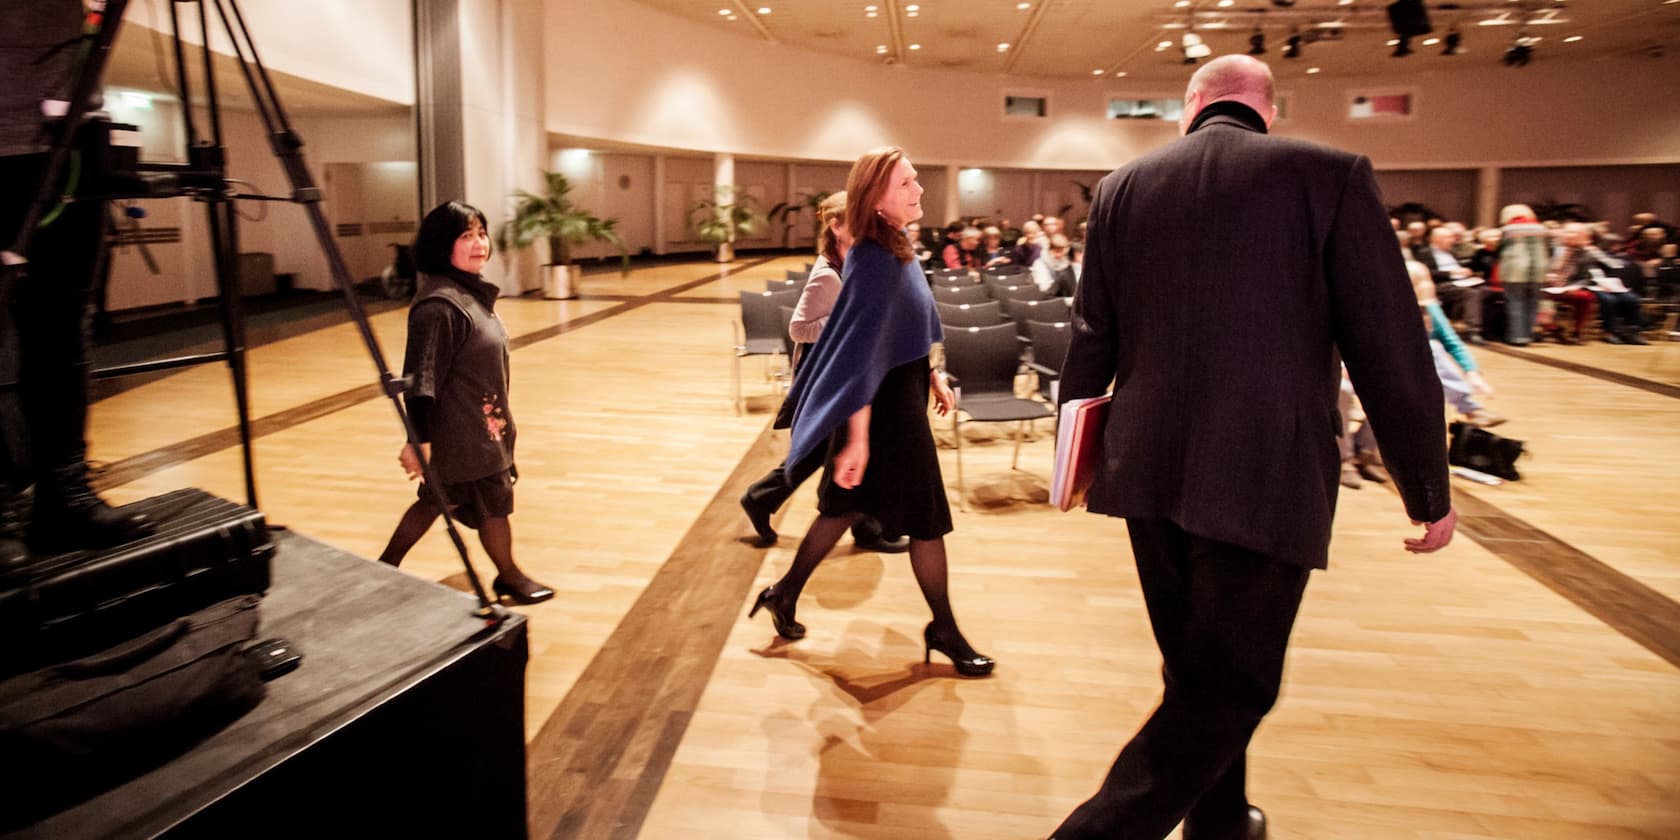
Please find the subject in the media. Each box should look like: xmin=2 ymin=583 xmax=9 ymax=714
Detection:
xmin=10 ymin=529 xmax=528 ymax=839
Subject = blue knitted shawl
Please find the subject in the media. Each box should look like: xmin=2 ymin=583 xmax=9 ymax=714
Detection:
xmin=783 ymin=238 xmax=943 ymax=468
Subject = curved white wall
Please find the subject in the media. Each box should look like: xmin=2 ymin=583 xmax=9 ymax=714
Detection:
xmin=547 ymin=0 xmax=1680 ymax=171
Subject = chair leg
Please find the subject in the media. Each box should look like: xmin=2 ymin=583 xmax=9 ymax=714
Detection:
xmin=955 ymin=415 xmax=966 ymax=511
xmin=1011 ymin=420 xmax=1024 ymax=470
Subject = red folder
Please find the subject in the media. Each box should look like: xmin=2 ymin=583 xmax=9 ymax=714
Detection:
xmin=1051 ymin=395 xmax=1110 ymax=512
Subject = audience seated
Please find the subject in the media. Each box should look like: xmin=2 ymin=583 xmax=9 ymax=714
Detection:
xmin=1551 ymin=222 xmax=1647 ymax=345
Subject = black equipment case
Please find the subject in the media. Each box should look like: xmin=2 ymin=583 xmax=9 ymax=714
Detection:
xmin=0 ymin=488 xmax=273 ymax=678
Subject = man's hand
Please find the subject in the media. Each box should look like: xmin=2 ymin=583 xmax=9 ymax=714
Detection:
xmin=1405 ymin=507 xmax=1457 ymax=553
xmin=399 ymin=442 xmax=431 ymax=481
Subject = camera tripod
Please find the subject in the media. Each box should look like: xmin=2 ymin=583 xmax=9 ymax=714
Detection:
xmin=3 ymin=0 xmax=502 ymax=617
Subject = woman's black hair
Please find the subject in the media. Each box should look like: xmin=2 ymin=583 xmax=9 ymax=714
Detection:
xmin=413 ymin=200 xmax=490 ymax=275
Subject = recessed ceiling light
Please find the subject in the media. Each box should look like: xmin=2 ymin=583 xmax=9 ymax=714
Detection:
xmin=1218 ymin=0 xmax=1234 ymax=7
xmin=1174 ymin=0 xmax=1190 ymax=7
xmin=905 ymin=3 xmax=919 ymax=10
xmin=1116 ymin=71 xmax=1128 ymax=77
xmin=1156 ymin=40 xmax=1173 ymax=50
xmin=1307 ymin=67 xmax=1321 ymax=74
xmin=1386 ymin=38 xmax=1400 ymax=45
xmin=718 ymin=8 xmax=730 ymax=14
xmin=757 ymin=6 xmax=771 ymax=13
xmin=1422 ymin=37 xmax=1440 ymax=45
xmin=998 ymin=42 xmax=1011 ymax=51
xmin=866 ymin=11 xmax=877 ymax=17
xmin=1563 ymin=34 xmax=1582 ymax=42
xmin=1091 ymin=68 xmax=1104 ymax=75
xmin=908 ymin=43 xmax=921 ymax=50
xmin=864 ymin=4 xmax=877 ymax=9
xmin=1018 ymin=2 xmax=1032 ymax=9
xmin=907 ymin=10 xmax=918 ymax=16
xmin=1338 ymin=0 xmax=1354 ymax=4
xmin=876 ymin=44 xmax=888 ymax=53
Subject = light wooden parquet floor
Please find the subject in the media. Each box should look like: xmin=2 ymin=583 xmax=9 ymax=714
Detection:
xmin=89 ymin=255 xmax=1679 ymax=839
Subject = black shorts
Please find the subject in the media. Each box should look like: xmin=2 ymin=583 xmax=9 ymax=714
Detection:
xmin=418 ymin=469 xmax=514 ymax=529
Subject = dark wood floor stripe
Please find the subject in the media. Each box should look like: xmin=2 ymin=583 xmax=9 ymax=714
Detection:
xmin=525 ymin=421 xmax=784 ymax=840
xmin=93 ymin=258 xmax=776 ymax=493
xmin=1430 ymin=484 xmax=1680 ymax=668
xmin=1481 ymin=342 xmax=1680 ymax=400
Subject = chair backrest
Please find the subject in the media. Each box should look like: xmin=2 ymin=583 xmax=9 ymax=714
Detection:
xmin=1005 ymin=297 xmax=1073 ymax=336
xmin=778 ymin=305 xmax=797 ymax=359
xmin=1025 ymin=320 xmax=1072 ymax=375
xmin=942 ymin=322 xmax=1022 ymax=397
xmin=930 ymin=272 xmax=978 ymax=287
xmin=936 ymin=300 xmax=1005 ymax=328
xmin=931 ymin=284 xmax=992 ymax=306
xmin=741 ymin=289 xmax=802 ymax=341
xmin=928 ymin=266 xmax=972 ymax=282
xmin=982 ymin=264 xmax=1030 ymax=279
xmin=989 ymin=282 xmax=1053 ymax=302
xmin=786 ymin=268 xmax=808 ymax=282
xmin=766 ymin=277 xmax=806 ymax=293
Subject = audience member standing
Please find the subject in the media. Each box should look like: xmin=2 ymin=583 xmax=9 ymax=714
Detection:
xmin=740 ymin=191 xmax=907 ymax=554
xmin=1498 ymin=204 xmax=1549 ymax=345
xmin=377 ymin=202 xmax=553 ymax=605
xmin=1051 ymin=56 xmax=1454 ymax=840
xmin=750 ymin=146 xmax=993 ymax=677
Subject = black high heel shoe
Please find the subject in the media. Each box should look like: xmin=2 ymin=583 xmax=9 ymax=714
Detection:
xmin=492 ymin=576 xmax=554 ymax=605
xmin=923 ymin=622 xmax=995 ymax=677
xmin=748 ymin=585 xmax=805 ymax=640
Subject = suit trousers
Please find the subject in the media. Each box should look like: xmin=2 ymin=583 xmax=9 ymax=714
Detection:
xmin=1054 ymin=518 xmax=1310 ymax=840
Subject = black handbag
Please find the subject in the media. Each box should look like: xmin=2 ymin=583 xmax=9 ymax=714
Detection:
xmin=1448 ymin=421 xmax=1525 ymax=481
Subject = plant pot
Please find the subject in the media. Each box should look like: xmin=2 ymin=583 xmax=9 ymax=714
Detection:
xmin=716 ymin=241 xmax=734 ymax=263
xmin=541 ymin=264 xmax=577 ymax=300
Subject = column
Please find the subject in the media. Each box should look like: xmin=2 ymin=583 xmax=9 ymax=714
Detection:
xmin=714 ymin=152 xmax=735 ymax=262
xmin=1476 ymin=166 xmax=1502 ymax=229
xmin=414 ymin=0 xmax=547 ymax=295
xmin=944 ymin=164 xmax=961 ymax=227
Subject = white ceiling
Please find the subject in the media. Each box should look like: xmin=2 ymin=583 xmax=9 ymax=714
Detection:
xmin=629 ymin=0 xmax=1680 ymax=81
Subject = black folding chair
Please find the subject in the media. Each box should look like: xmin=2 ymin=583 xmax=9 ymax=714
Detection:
xmin=932 ymin=284 xmax=991 ymax=306
xmin=936 ymin=300 xmax=1005 ymax=328
xmin=734 ymin=288 xmax=801 ymax=414
xmin=941 ymin=322 xmax=1056 ymax=506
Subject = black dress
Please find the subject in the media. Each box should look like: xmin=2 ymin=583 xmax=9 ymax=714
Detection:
xmin=816 ymin=356 xmax=953 ymax=541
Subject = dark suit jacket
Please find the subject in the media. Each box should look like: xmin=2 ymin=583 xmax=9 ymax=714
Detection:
xmin=1059 ymin=106 xmax=1451 ymax=569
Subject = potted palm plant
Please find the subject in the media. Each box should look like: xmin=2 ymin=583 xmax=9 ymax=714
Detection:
xmin=497 ymin=171 xmax=628 ymax=300
xmin=767 ymin=190 xmax=832 ymax=250
xmin=690 ymin=185 xmax=766 ymax=263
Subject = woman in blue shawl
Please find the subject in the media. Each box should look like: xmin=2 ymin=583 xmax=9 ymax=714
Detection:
xmin=748 ymin=147 xmax=993 ymax=677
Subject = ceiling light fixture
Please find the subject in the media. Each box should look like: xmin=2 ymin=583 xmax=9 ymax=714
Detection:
xmin=1018 ymin=2 xmax=1032 ymax=8
xmin=1248 ymin=30 xmax=1266 ymax=55
xmin=1392 ymin=35 xmax=1413 ymax=56
xmin=1307 ymin=66 xmax=1321 ymax=74
xmin=908 ymin=43 xmax=921 ymax=50
xmin=1562 ymin=34 xmax=1582 ymax=42
xmin=1283 ymin=32 xmax=1302 ymax=58
xmin=717 ymin=8 xmax=730 ymax=15
xmin=1092 ymin=69 xmax=1104 ymax=75
xmin=758 ymin=7 xmax=771 ymax=14
xmin=1442 ymin=30 xmax=1462 ymax=54
xmin=998 ymin=42 xmax=1010 ymax=51
xmin=1502 ymin=33 xmax=1535 ymax=66
xmin=875 ymin=44 xmax=888 ymax=53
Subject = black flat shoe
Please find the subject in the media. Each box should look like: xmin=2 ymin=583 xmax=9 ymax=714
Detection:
xmin=748 ymin=584 xmax=805 ymax=640
xmin=1183 ymin=805 xmax=1266 ymax=840
xmin=740 ymin=493 xmax=777 ymax=545
xmin=923 ymin=622 xmax=994 ymax=677
xmin=492 ymin=576 xmax=554 ymax=605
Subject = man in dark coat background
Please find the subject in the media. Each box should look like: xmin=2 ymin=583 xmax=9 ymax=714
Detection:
xmin=1051 ymin=55 xmax=1457 ymax=840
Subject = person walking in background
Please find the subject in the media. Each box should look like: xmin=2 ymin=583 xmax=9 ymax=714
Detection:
xmin=376 ymin=201 xmax=553 ymax=605
xmin=1051 ymin=56 xmax=1455 ymax=840
xmin=749 ymin=146 xmax=993 ymax=677
xmin=740 ymin=191 xmax=907 ymax=555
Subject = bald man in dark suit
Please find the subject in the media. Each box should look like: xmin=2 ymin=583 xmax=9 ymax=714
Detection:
xmin=1051 ymin=56 xmax=1457 ymax=840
